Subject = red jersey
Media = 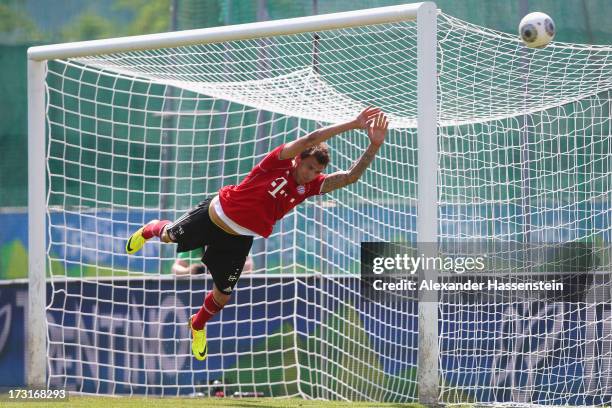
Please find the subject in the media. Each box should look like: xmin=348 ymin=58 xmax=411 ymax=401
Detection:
xmin=218 ymin=144 xmax=326 ymax=238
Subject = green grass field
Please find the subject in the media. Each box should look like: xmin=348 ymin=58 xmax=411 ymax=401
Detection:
xmin=4 ymin=396 xmax=431 ymax=408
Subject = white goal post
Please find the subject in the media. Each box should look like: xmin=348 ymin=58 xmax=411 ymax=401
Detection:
xmin=27 ymin=2 xmax=438 ymax=402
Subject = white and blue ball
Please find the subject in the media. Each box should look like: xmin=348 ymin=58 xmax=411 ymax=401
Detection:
xmin=519 ymin=12 xmax=555 ymax=49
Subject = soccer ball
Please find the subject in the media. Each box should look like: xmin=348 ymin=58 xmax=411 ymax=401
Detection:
xmin=519 ymin=12 xmax=555 ymax=48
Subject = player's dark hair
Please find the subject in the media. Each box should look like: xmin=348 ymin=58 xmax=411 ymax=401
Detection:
xmin=300 ymin=143 xmax=330 ymax=166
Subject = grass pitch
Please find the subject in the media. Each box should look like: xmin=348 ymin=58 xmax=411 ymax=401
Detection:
xmin=5 ymin=396 xmax=430 ymax=408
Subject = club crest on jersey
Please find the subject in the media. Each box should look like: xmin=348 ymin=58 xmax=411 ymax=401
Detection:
xmin=297 ymin=185 xmax=305 ymax=195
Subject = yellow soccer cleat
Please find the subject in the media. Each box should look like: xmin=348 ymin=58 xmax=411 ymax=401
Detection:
xmin=189 ymin=315 xmax=208 ymax=361
xmin=125 ymin=219 xmax=159 ymax=254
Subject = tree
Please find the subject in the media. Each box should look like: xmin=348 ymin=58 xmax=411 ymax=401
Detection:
xmin=114 ymin=0 xmax=171 ymax=35
xmin=59 ymin=12 xmax=117 ymax=42
xmin=0 ymin=4 xmax=41 ymax=42
xmin=58 ymin=0 xmax=171 ymax=42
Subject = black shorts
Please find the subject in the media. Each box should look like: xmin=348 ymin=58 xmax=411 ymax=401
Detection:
xmin=167 ymin=197 xmax=253 ymax=295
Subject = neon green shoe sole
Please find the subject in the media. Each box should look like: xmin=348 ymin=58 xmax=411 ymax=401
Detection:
xmin=125 ymin=219 xmax=158 ymax=254
xmin=189 ymin=315 xmax=208 ymax=361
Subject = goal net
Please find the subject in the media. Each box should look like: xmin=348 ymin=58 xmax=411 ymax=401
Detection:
xmin=30 ymin=4 xmax=612 ymax=405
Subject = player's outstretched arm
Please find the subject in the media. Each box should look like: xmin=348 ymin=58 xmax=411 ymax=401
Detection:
xmin=279 ymin=107 xmax=381 ymax=160
xmin=320 ymin=112 xmax=388 ymax=194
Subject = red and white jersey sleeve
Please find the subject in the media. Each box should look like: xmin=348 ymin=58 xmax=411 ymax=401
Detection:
xmin=218 ymin=144 xmax=326 ymax=238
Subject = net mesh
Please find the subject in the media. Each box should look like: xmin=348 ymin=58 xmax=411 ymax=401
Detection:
xmin=42 ymin=11 xmax=612 ymax=404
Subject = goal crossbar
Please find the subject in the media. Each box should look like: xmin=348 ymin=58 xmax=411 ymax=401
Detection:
xmin=27 ymin=2 xmax=432 ymax=61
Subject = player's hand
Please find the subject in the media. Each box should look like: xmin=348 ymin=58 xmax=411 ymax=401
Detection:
xmin=367 ymin=112 xmax=388 ymax=147
xmin=354 ymin=106 xmax=381 ymax=129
